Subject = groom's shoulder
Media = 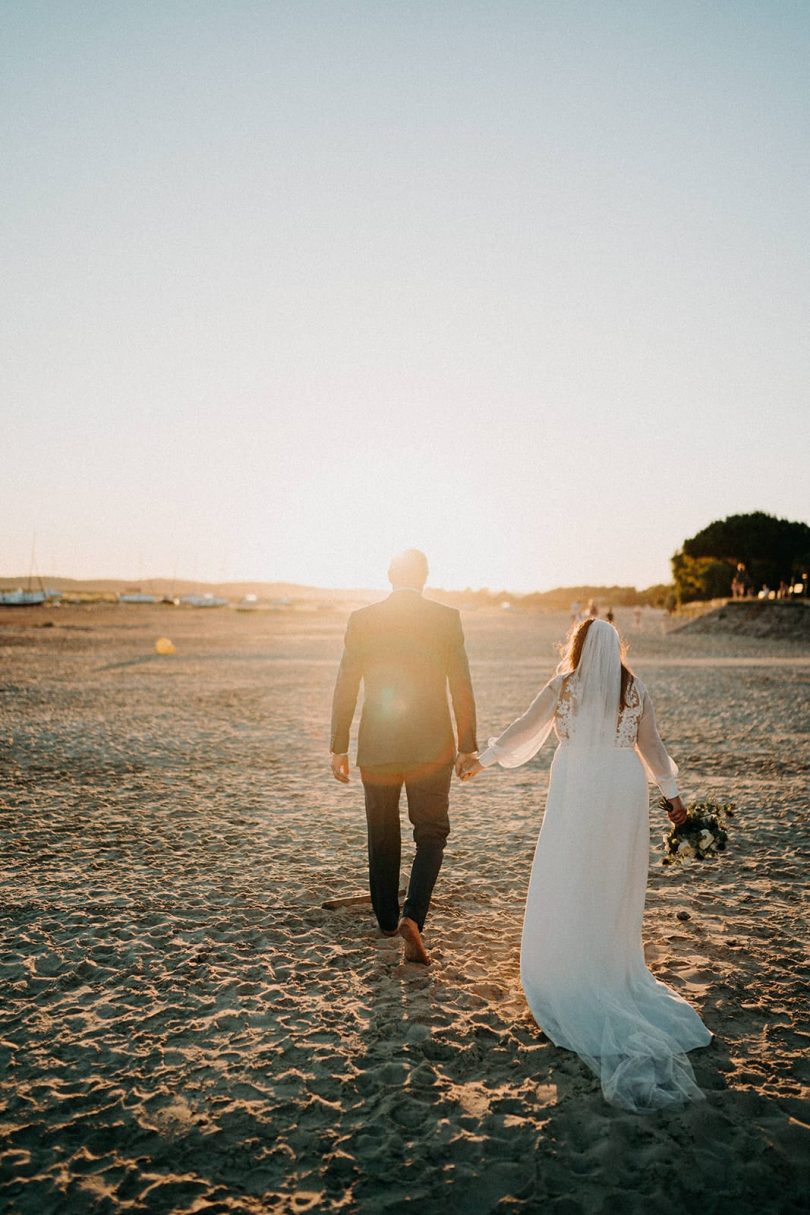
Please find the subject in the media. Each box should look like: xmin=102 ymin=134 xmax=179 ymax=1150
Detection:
xmin=346 ymin=598 xmax=402 ymax=628
xmin=424 ymin=598 xmax=459 ymax=622
xmin=421 ymin=598 xmax=463 ymax=635
xmin=346 ymin=601 xmax=378 ymax=629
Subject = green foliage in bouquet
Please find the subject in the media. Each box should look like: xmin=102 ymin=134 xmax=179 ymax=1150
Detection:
xmin=660 ymin=798 xmax=736 ymax=866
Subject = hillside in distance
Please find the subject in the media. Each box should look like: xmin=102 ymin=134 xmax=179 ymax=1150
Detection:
xmin=0 ymin=576 xmax=673 ymax=609
xmin=0 ymin=576 xmax=375 ymax=602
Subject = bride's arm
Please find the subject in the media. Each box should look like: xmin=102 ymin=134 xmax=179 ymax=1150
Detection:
xmin=476 ymin=676 xmax=561 ymax=770
xmin=635 ymin=686 xmax=680 ymax=799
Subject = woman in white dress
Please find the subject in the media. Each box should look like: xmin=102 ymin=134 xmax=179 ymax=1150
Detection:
xmin=463 ymin=618 xmax=712 ymax=1113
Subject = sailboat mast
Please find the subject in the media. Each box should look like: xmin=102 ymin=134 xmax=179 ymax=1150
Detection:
xmin=27 ymin=532 xmax=45 ymax=595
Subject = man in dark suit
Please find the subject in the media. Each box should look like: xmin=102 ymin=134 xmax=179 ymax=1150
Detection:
xmin=330 ymin=549 xmax=478 ymax=964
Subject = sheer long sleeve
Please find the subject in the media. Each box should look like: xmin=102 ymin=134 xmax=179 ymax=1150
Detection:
xmin=479 ymin=677 xmax=561 ymax=769
xmin=635 ymin=686 xmax=680 ymax=798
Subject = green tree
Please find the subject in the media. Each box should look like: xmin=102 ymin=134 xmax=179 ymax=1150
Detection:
xmin=671 ymin=553 xmax=733 ymax=602
xmin=672 ymin=512 xmax=810 ymax=602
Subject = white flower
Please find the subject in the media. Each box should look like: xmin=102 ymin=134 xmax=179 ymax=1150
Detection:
xmin=678 ymin=842 xmax=696 ymax=860
xmin=700 ymin=829 xmax=714 ymax=848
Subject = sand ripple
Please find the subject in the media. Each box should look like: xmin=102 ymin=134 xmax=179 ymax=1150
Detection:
xmin=1 ymin=605 xmax=808 ymax=1213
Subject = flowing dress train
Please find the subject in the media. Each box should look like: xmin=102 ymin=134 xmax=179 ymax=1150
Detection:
xmin=479 ymin=670 xmax=712 ymax=1113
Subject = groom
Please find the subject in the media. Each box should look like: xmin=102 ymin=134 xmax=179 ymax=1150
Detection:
xmin=330 ymin=549 xmax=478 ymax=964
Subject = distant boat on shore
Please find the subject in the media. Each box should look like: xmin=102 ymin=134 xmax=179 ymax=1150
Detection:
xmin=1 ymin=537 xmax=56 ymax=605
xmin=0 ymin=588 xmax=47 ymax=606
xmin=181 ymin=593 xmax=228 ymax=608
xmin=236 ymin=594 xmax=261 ymax=611
xmin=119 ymin=593 xmax=158 ymax=604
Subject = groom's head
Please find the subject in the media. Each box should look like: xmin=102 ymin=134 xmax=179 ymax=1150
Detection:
xmin=388 ymin=549 xmax=429 ymax=591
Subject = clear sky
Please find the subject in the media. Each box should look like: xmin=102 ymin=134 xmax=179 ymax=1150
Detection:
xmin=3 ymin=1 xmax=808 ymax=591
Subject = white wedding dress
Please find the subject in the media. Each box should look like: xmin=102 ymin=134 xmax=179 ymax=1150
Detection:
xmin=479 ymin=621 xmax=712 ymax=1113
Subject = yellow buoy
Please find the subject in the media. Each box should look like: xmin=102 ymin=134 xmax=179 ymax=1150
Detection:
xmin=155 ymin=637 xmax=176 ymax=655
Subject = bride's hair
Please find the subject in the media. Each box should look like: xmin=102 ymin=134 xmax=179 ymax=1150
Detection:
xmin=559 ymin=617 xmax=634 ymax=710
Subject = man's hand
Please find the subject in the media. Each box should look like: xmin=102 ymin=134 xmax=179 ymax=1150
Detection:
xmin=331 ymin=753 xmax=350 ymax=784
xmin=456 ymin=752 xmax=482 ymax=781
xmin=461 ymin=757 xmax=483 ymax=781
xmin=455 ymin=751 xmax=476 ymax=779
xmin=665 ymin=795 xmax=687 ymax=826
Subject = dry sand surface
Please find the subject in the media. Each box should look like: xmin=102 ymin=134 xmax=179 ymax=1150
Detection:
xmin=1 ymin=602 xmax=808 ymax=1215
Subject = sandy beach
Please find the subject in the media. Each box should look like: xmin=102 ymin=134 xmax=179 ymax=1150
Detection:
xmin=1 ymin=603 xmax=808 ymax=1214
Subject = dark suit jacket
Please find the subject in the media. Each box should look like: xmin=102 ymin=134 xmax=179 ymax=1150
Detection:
xmin=330 ymin=590 xmax=477 ymax=767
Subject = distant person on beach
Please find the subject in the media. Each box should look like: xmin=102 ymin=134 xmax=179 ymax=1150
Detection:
xmin=587 ymin=599 xmax=598 ymax=618
xmin=733 ymin=563 xmax=748 ymax=598
xmin=330 ymin=549 xmax=477 ymax=965
xmin=459 ymin=619 xmax=711 ymax=1112
xmin=569 ymin=600 xmax=581 ymax=623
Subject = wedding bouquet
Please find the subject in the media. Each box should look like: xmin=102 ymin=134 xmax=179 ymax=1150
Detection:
xmin=660 ymin=798 xmax=735 ymax=866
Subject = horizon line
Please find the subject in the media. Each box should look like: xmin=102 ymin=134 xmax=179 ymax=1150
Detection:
xmin=0 ymin=572 xmax=674 ymax=597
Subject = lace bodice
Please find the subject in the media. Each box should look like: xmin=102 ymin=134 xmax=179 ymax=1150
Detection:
xmin=555 ymin=673 xmax=643 ymax=747
xmin=479 ymin=672 xmax=679 ymax=797
xmin=616 ymin=678 xmax=644 ymax=747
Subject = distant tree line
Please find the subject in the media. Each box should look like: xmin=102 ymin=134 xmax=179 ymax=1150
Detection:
xmin=432 ymin=584 xmax=673 ymax=611
xmin=518 ymin=584 xmax=673 ymax=611
xmin=671 ymin=512 xmax=810 ymax=602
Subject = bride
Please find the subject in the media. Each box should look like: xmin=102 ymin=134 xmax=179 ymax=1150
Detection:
xmin=463 ymin=617 xmax=712 ymax=1113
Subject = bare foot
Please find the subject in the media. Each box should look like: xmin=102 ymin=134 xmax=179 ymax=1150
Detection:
xmin=398 ymin=917 xmax=430 ymax=965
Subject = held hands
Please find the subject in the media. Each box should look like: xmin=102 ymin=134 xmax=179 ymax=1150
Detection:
xmin=330 ymin=753 xmax=350 ymax=784
xmin=456 ymin=752 xmax=484 ymax=782
xmin=665 ymin=795 xmax=687 ymax=826
xmin=333 ymin=751 xmax=482 ymax=784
